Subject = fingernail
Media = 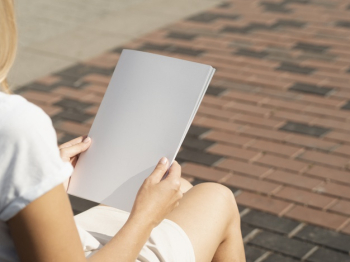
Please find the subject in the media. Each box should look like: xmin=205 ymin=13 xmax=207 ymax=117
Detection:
xmin=83 ymin=137 xmax=91 ymax=143
xmin=160 ymin=157 xmax=167 ymax=165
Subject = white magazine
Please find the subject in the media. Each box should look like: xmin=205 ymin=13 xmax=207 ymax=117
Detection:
xmin=67 ymin=49 xmax=215 ymax=211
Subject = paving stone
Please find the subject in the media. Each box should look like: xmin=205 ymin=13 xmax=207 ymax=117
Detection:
xmin=297 ymin=52 xmax=337 ymax=61
xmin=167 ymin=46 xmax=205 ymax=56
xmin=235 ymin=48 xmax=269 ymax=58
xmin=276 ymin=62 xmax=316 ymax=75
xmin=54 ymin=98 xmax=93 ymax=111
xmin=16 ymin=82 xmax=58 ymax=93
xmin=261 ymin=2 xmax=292 ymax=13
xmin=187 ymin=125 xmax=211 ymax=137
xmin=264 ymin=253 xmax=300 ymax=262
xmin=293 ymin=42 xmax=330 ymax=53
xmin=249 ymin=231 xmax=315 ymax=259
xmin=341 ymin=101 xmax=350 ymax=110
xmin=241 ymin=223 xmax=255 ymax=238
xmin=279 ymin=121 xmax=331 ymax=137
xmin=295 ymin=225 xmax=350 ymax=253
xmin=55 ymin=64 xmax=112 ymax=81
xmin=181 ymin=136 xmax=215 ymax=150
xmin=285 ymin=0 xmax=310 ymax=4
xmin=205 ymin=85 xmax=226 ymax=96
xmin=52 ymin=110 xmax=94 ymax=123
xmin=177 ymin=148 xmax=223 ymax=166
xmin=187 ymin=12 xmax=239 ymax=23
xmin=221 ymin=25 xmax=251 ymax=34
xmin=217 ymin=2 xmax=231 ymax=8
xmin=245 ymin=244 xmax=266 ymax=262
xmin=242 ymin=209 xmax=299 ymax=234
xmin=139 ymin=43 xmax=171 ymax=52
xmin=58 ymin=133 xmax=77 ymax=145
xmin=166 ymin=31 xmax=197 ymax=40
xmin=288 ymin=82 xmax=333 ymax=96
xmin=68 ymin=195 xmax=99 ymax=215
xmin=141 ymin=43 xmax=205 ymax=56
xmin=306 ymin=247 xmax=350 ymax=262
xmin=336 ymin=21 xmax=350 ymax=28
xmin=272 ymin=19 xmax=306 ymax=29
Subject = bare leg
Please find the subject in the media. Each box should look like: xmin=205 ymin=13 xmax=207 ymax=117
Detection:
xmin=180 ymin=177 xmax=193 ymax=193
xmin=165 ymin=182 xmax=245 ymax=262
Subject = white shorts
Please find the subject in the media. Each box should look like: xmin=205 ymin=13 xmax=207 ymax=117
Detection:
xmin=74 ymin=205 xmax=196 ymax=262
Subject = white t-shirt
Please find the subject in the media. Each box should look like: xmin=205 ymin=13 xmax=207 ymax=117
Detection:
xmin=0 ymin=91 xmax=74 ymax=262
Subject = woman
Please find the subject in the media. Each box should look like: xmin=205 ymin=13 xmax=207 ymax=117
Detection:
xmin=0 ymin=1 xmax=245 ymax=261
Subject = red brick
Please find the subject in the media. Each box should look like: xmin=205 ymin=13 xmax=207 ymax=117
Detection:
xmin=222 ymin=91 xmax=267 ymax=104
xmin=197 ymin=105 xmax=235 ymax=120
xmin=297 ymin=150 xmax=350 ymax=169
xmin=54 ymin=121 xmax=90 ymax=136
xmin=264 ymin=170 xmax=323 ymax=189
xmin=84 ymin=84 xmax=108 ymax=95
xmin=35 ymin=75 xmax=61 ymax=86
xmin=341 ymin=223 xmax=350 ymax=235
xmin=232 ymin=113 xmax=284 ymax=128
xmin=202 ymin=131 xmax=253 ymax=147
xmin=80 ymin=93 xmax=104 ymax=104
xmin=261 ymin=98 xmax=308 ymax=112
xmin=285 ymin=205 xmax=348 ymax=230
xmin=223 ymin=174 xmax=280 ymax=194
xmin=310 ymin=118 xmax=350 ymax=133
xmin=85 ymin=52 xmax=120 ymax=69
xmin=333 ymin=145 xmax=350 ymax=157
xmin=38 ymin=104 xmax=63 ymax=117
xmin=82 ymin=74 xmax=111 ymax=85
xmin=303 ymin=106 xmax=350 ymax=121
xmin=325 ymin=131 xmax=350 ymax=145
xmin=225 ymin=101 xmax=272 ymax=117
xmin=274 ymin=187 xmax=335 ymax=209
xmin=285 ymin=133 xmax=339 ymax=151
xmin=297 ymin=93 xmax=346 ymax=108
xmin=255 ymin=154 xmax=308 ymax=173
xmin=314 ymin=183 xmax=350 ymax=200
xmin=207 ymin=144 xmax=261 ymax=161
xmin=85 ymin=105 xmax=100 ymax=115
xmin=21 ymin=90 xmax=62 ymax=105
xmin=52 ymin=86 xmax=88 ymax=100
xmin=247 ymin=140 xmax=303 ymax=157
xmin=202 ymin=95 xmax=231 ymax=107
xmin=181 ymin=162 xmax=228 ymax=182
xmin=242 ymin=127 xmax=291 ymax=142
xmin=236 ymin=191 xmax=292 ymax=215
xmin=216 ymin=158 xmax=272 ymax=178
xmin=305 ymin=165 xmax=350 ymax=185
xmin=329 ymin=200 xmax=350 ymax=216
xmin=272 ymin=110 xmax=316 ymax=124
xmin=193 ymin=116 xmax=245 ymax=133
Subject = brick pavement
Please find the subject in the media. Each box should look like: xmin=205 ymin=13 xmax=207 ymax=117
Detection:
xmin=14 ymin=0 xmax=350 ymax=261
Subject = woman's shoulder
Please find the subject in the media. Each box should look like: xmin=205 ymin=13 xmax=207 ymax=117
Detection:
xmin=0 ymin=92 xmax=55 ymax=143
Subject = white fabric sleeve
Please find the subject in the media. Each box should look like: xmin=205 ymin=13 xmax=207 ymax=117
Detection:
xmin=0 ymin=95 xmax=74 ymax=221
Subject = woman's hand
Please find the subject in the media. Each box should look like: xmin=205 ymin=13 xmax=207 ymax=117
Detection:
xmin=59 ymin=135 xmax=92 ymax=167
xmin=129 ymin=157 xmax=183 ymax=228
xmin=59 ymin=136 xmax=92 ymax=191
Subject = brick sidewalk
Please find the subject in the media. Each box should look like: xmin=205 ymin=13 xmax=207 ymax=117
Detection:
xmin=15 ymin=0 xmax=350 ymax=261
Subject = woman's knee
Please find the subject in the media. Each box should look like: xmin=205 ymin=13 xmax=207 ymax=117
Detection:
xmin=193 ymin=182 xmax=240 ymax=219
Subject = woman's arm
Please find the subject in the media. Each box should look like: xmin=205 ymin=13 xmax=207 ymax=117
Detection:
xmin=8 ymin=158 xmax=182 ymax=262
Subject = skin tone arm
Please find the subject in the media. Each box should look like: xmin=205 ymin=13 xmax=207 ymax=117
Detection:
xmin=7 ymin=136 xmax=184 ymax=262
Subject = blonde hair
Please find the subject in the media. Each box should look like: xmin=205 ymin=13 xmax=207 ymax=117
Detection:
xmin=0 ymin=0 xmax=17 ymax=94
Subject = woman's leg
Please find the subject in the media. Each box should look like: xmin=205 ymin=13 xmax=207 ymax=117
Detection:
xmin=165 ymin=182 xmax=245 ymax=262
xmin=180 ymin=177 xmax=193 ymax=193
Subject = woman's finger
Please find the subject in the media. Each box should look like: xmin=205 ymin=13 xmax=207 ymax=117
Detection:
xmin=148 ymin=157 xmax=169 ymax=183
xmin=59 ymin=135 xmax=87 ymax=149
xmin=60 ymin=137 xmax=91 ymax=159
